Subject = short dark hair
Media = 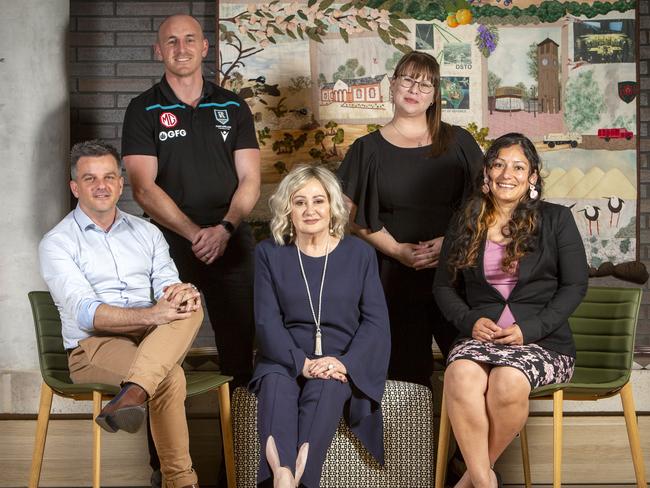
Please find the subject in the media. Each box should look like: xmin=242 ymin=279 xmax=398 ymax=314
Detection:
xmin=70 ymin=140 xmax=121 ymax=179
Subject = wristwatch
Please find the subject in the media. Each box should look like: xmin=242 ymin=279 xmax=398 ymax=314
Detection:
xmin=219 ymin=219 xmax=235 ymax=234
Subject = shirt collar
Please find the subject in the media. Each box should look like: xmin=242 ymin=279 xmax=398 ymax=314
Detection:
xmin=73 ymin=205 xmax=127 ymax=233
xmin=160 ymin=74 xmax=212 ymax=105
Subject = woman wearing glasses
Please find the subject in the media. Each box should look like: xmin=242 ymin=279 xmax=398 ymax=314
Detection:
xmin=337 ymin=51 xmax=482 ymax=387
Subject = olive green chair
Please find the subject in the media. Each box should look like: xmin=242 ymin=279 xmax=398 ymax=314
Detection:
xmin=435 ymin=286 xmax=646 ymax=488
xmin=28 ymin=291 xmax=236 ymax=488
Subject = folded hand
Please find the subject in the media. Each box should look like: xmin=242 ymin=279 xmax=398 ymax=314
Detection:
xmin=303 ymin=357 xmax=348 ymax=382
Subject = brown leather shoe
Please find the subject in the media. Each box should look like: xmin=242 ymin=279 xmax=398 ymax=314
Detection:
xmin=95 ymin=382 xmax=147 ymax=433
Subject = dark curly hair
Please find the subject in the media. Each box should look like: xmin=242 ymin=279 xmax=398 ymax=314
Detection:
xmin=446 ymin=133 xmax=543 ymax=280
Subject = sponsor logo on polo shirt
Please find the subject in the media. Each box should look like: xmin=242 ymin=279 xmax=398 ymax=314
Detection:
xmin=159 ymin=129 xmax=187 ymax=141
xmin=160 ymin=112 xmax=178 ymax=128
xmin=213 ymin=109 xmax=229 ymax=125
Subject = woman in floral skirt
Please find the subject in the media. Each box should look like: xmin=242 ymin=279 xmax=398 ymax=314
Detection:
xmin=434 ymin=133 xmax=588 ymax=488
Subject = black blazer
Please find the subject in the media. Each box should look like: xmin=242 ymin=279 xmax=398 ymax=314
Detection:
xmin=433 ymin=201 xmax=588 ymax=357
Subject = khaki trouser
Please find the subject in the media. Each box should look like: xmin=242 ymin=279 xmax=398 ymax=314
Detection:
xmin=68 ymin=309 xmax=203 ymax=488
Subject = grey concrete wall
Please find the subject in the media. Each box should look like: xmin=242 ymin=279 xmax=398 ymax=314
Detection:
xmin=0 ymin=0 xmax=70 ymax=412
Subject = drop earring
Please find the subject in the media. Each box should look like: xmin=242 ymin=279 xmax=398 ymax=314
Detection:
xmin=482 ymin=176 xmax=490 ymax=194
xmin=529 ymin=184 xmax=539 ymax=200
xmin=289 ymin=223 xmax=294 ymax=239
xmin=329 ymin=221 xmax=334 ymax=235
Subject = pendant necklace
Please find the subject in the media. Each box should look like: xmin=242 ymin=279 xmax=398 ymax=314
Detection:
xmin=296 ymin=237 xmax=330 ymax=356
xmin=391 ymin=121 xmax=428 ymax=147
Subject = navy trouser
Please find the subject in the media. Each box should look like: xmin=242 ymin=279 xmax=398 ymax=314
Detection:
xmin=256 ymin=373 xmax=352 ymax=488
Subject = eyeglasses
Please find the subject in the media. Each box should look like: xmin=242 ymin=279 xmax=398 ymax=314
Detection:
xmin=397 ymin=75 xmax=435 ymax=94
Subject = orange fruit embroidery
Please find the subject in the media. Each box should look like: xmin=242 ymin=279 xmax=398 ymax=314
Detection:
xmin=446 ymin=13 xmax=459 ymax=27
xmin=456 ymin=8 xmax=473 ymax=25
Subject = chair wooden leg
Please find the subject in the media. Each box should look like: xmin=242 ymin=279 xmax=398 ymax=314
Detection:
xmin=552 ymin=390 xmax=563 ymax=488
xmin=29 ymin=383 xmax=54 ymax=488
xmin=92 ymin=391 xmax=103 ymax=488
xmin=620 ymin=382 xmax=647 ymax=487
xmin=218 ymin=383 xmax=236 ymax=488
xmin=435 ymin=389 xmax=450 ymax=488
xmin=520 ymin=424 xmax=532 ymax=488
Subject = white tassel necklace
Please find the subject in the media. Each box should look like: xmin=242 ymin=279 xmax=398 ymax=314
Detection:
xmin=296 ymin=237 xmax=330 ymax=356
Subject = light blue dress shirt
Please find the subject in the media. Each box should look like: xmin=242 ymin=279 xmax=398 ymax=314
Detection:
xmin=39 ymin=205 xmax=180 ymax=349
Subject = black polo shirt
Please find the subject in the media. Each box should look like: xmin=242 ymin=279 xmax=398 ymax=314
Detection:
xmin=122 ymin=76 xmax=259 ymax=226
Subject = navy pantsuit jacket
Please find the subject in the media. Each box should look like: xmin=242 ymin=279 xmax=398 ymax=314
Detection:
xmin=250 ymin=236 xmax=391 ymax=463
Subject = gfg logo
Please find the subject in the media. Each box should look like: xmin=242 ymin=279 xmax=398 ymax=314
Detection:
xmin=159 ymin=129 xmax=187 ymax=141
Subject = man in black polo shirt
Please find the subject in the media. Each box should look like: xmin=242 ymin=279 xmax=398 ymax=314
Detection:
xmin=122 ymin=14 xmax=260 ymax=390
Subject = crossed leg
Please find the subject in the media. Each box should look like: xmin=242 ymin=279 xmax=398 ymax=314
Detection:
xmin=68 ymin=310 xmax=203 ymax=488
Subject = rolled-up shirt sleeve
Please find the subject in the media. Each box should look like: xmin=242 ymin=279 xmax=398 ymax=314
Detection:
xmin=77 ymin=299 xmax=102 ymax=330
xmin=38 ymin=233 xmax=101 ymax=332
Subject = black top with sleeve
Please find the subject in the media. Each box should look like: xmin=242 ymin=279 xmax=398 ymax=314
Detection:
xmin=434 ymin=202 xmax=589 ymax=357
xmin=337 ymin=126 xmax=483 ymax=245
xmin=121 ymin=75 xmax=259 ymax=226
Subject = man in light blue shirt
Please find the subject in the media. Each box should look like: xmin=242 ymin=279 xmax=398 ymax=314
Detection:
xmin=39 ymin=140 xmax=203 ymax=488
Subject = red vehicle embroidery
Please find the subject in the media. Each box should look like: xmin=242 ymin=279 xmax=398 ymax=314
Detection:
xmin=597 ymin=128 xmax=633 ymax=141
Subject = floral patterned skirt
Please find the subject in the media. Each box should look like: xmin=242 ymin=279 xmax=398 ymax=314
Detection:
xmin=447 ymin=339 xmax=575 ymax=389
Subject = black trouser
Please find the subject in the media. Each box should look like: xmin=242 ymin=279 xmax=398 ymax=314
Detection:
xmin=148 ymin=222 xmax=256 ymax=484
xmin=159 ymin=222 xmax=255 ymax=386
xmin=378 ymin=256 xmax=456 ymax=388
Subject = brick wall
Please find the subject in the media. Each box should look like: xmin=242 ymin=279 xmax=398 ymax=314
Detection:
xmin=638 ymin=1 xmax=650 ymax=352
xmin=71 ymin=1 xmax=650 ymax=350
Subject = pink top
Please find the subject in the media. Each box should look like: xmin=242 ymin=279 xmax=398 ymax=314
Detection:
xmin=483 ymin=240 xmax=519 ymax=328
